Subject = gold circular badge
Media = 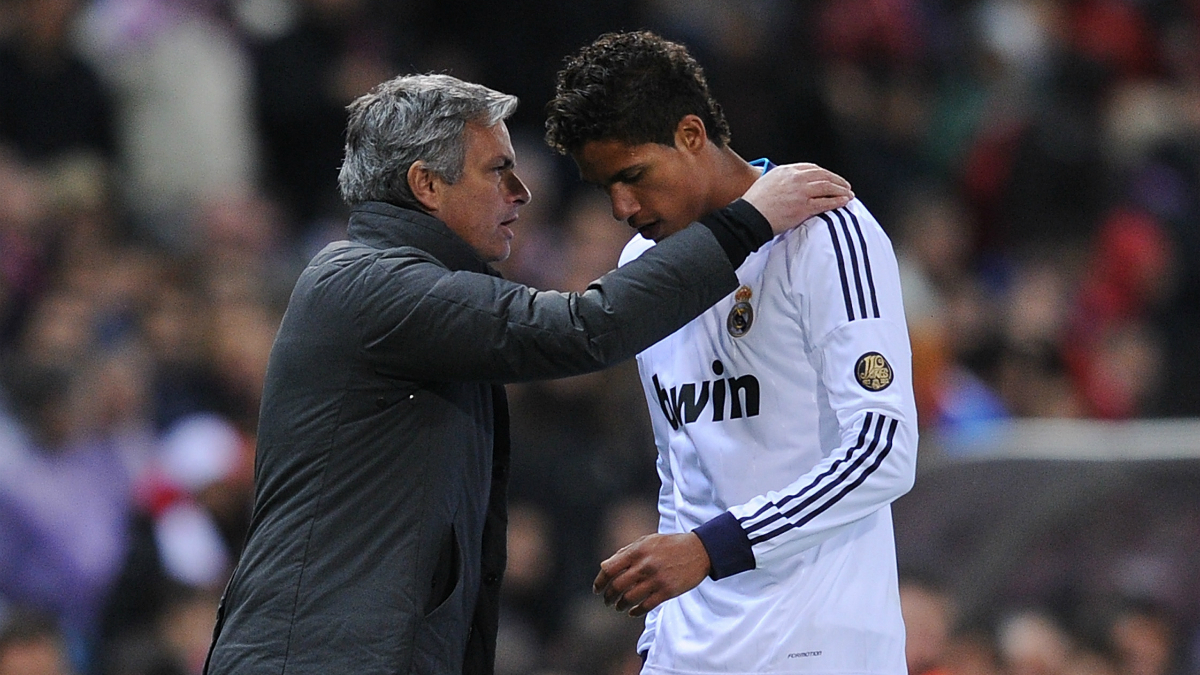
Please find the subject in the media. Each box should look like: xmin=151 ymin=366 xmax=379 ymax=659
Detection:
xmin=855 ymin=352 xmax=893 ymax=391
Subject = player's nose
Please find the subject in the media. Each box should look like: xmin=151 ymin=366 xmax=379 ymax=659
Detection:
xmin=609 ymin=185 xmax=638 ymax=222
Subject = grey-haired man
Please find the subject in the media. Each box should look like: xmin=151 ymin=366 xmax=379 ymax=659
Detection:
xmin=203 ymin=73 xmax=853 ymax=675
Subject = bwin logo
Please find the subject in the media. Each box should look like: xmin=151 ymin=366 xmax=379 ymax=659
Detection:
xmin=653 ymin=360 xmax=760 ymax=430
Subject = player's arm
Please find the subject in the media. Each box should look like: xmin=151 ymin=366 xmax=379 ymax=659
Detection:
xmin=694 ymin=200 xmax=918 ymax=577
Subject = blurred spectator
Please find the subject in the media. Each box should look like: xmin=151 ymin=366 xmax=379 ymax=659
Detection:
xmin=153 ymin=585 xmax=219 ymax=675
xmin=496 ymin=502 xmax=555 ymax=675
xmin=247 ymin=0 xmax=406 ymax=233
xmin=998 ymin=608 xmax=1074 ymax=675
xmin=942 ymin=622 xmax=1005 ymax=675
xmin=1108 ymin=599 xmax=1179 ymax=675
xmin=0 ymin=609 xmax=77 ymax=675
xmin=78 ymin=0 xmax=259 ymax=239
xmin=1063 ymin=209 xmax=1172 ymax=418
xmin=0 ymin=359 xmax=140 ymax=666
xmin=902 ymin=571 xmax=957 ymax=675
xmin=0 ymin=0 xmax=116 ymax=164
xmin=100 ymin=582 xmax=220 ymax=675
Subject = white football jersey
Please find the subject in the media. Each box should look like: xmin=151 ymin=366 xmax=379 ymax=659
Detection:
xmin=619 ymin=167 xmax=918 ymax=674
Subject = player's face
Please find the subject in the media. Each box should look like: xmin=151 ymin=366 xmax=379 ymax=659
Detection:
xmin=436 ymin=121 xmax=531 ymax=262
xmin=574 ymin=128 xmax=711 ymax=243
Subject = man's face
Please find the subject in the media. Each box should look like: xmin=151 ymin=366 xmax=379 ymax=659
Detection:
xmin=574 ymin=134 xmax=710 ymax=243
xmin=436 ymin=121 xmax=530 ymax=263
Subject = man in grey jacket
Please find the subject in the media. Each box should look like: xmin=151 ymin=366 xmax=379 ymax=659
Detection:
xmin=203 ymin=73 xmax=853 ymax=675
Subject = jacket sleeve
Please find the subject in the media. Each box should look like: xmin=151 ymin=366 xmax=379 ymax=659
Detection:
xmin=348 ymin=220 xmax=747 ymax=383
xmin=692 ymin=201 xmax=919 ymax=579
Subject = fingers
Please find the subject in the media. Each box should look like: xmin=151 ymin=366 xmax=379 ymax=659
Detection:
xmin=742 ymin=162 xmax=856 ymax=235
xmin=593 ymin=550 xmax=628 ymax=595
xmin=594 ymin=544 xmax=653 ymax=612
xmin=809 ymin=195 xmax=853 ymax=211
xmin=594 ymin=533 xmax=711 ymax=617
xmin=790 ymin=164 xmax=852 ymax=192
xmin=782 ymin=166 xmax=854 ymax=207
xmin=792 ymin=174 xmax=853 ymax=201
xmin=597 ymin=569 xmax=663 ymax=617
xmin=600 ymin=563 xmax=642 ymax=609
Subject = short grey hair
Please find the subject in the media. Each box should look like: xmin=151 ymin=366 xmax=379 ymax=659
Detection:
xmin=338 ymin=74 xmax=519 ymax=208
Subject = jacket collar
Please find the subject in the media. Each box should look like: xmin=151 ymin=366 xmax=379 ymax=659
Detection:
xmin=346 ymin=201 xmax=496 ymax=275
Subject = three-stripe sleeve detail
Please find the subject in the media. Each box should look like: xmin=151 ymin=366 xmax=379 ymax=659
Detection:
xmin=737 ymin=412 xmax=899 ymax=546
xmin=819 ymin=212 xmax=855 ymax=322
xmin=819 ymin=208 xmax=880 ymax=322
xmin=845 ymin=209 xmax=880 ymax=318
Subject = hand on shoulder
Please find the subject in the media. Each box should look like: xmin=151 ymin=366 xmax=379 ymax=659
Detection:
xmin=742 ymin=163 xmax=854 ymax=236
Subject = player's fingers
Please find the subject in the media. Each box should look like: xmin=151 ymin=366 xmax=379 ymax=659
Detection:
xmin=593 ymin=569 xmax=610 ymax=595
xmin=603 ymin=568 xmax=638 ymax=607
xmin=603 ymin=581 xmax=622 ymax=607
xmin=789 ymin=165 xmax=851 ymax=191
xmin=613 ymin=580 xmax=654 ymax=613
xmin=628 ymin=588 xmax=670 ymax=617
xmin=594 ymin=549 xmax=633 ymax=594
xmin=806 ymin=195 xmax=853 ymax=212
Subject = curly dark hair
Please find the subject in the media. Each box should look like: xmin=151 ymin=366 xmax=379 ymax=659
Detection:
xmin=544 ymin=30 xmax=731 ymax=156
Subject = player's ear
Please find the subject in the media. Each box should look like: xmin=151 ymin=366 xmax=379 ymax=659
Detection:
xmin=407 ymin=160 xmax=442 ymax=212
xmin=674 ymin=114 xmax=709 ymax=153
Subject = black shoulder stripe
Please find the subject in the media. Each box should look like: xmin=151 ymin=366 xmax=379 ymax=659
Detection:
xmin=819 ymin=213 xmax=855 ymax=322
xmin=834 ymin=209 xmax=869 ymax=319
xmin=846 ymin=209 xmax=880 ymax=318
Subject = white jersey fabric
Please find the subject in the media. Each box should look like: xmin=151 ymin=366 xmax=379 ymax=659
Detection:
xmin=618 ymin=162 xmax=917 ymax=675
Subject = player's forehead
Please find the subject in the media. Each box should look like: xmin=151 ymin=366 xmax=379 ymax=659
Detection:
xmin=574 ymin=138 xmax=665 ymax=185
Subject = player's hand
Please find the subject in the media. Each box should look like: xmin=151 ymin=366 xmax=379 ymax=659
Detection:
xmin=593 ymin=532 xmax=711 ymax=617
xmin=741 ymin=163 xmax=853 ymax=236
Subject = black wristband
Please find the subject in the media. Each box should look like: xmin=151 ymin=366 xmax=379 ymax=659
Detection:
xmin=696 ymin=198 xmax=774 ymax=269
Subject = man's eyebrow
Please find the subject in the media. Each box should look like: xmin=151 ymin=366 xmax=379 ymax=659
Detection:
xmin=493 ymin=156 xmax=515 ymax=169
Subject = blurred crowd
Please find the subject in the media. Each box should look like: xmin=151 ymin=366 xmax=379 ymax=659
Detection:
xmin=0 ymin=0 xmax=1198 ymax=674
xmin=899 ymin=573 xmax=1187 ymax=675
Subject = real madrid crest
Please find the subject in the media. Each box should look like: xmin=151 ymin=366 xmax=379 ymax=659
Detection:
xmin=727 ymin=285 xmax=754 ymax=338
xmin=855 ymin=352 xmax=893 ymax=391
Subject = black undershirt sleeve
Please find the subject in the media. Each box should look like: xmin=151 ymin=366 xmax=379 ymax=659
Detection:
xmin=696 ymin=198 xmax=775 ymax=269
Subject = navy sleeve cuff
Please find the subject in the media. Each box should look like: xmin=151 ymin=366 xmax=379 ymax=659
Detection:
xmin=696 ymin=199 xmax=774 ymax=269
xmin=693 ymin=511 xmax=756 ymax=580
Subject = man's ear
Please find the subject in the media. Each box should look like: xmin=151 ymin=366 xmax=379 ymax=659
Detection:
xmin=407 ymin=161 xmax=441 ymax=212
xmin=674 ymin=114 xmax=709 ymax=153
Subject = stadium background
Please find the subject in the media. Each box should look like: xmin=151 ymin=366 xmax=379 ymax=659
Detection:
xmin=1 ymin=0 xmax=1198 ymax=674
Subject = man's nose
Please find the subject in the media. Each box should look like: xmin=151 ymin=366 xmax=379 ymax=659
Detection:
xmin=507 ymin=172 xmax=531 ymax=205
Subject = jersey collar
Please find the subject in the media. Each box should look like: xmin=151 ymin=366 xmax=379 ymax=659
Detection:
xmin=749 ymin=158 xmax=777 ymax=174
